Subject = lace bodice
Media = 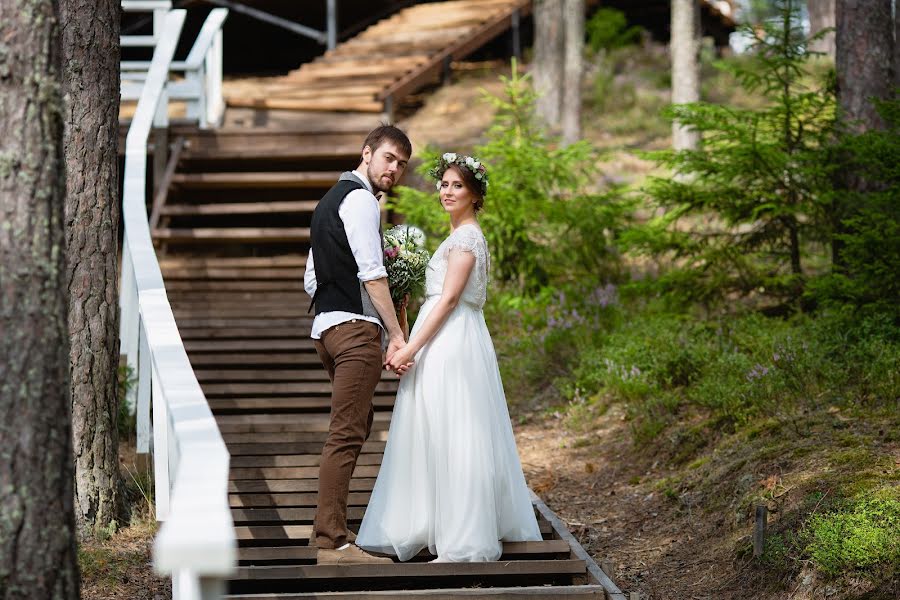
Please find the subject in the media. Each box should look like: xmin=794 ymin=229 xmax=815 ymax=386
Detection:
xmin=424 ymin=224 xmax=489 ymax=308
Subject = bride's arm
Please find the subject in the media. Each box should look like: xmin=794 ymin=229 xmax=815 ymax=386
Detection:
xmin=385 ymin=249 xmax=475 ymax=370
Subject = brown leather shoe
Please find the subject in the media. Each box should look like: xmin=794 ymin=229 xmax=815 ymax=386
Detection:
xmin=316 ymin=544 xmax=393 ymax=565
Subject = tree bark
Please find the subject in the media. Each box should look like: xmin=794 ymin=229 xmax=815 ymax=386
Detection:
xmin=671 ymin=0 xmax=701 ymax=150
xmin=807 ymin=0 xmax=836 ymax=56
xmin=561 ymin=0 xmax=585 ymax=145
xmin=60 ymin=0 xmax=125 ymax=539
xmin=835 ymin=0 xmax=893 ymax=132
xmin=534 ymin=0 xmax=565 ymax=128
xmin=0 ymin=0 xmax=80 ymax=597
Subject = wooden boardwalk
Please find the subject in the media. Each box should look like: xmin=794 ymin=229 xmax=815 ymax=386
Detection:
xmin=223 ymin=0 xmax=530 ymax=117
xmin=153 ymin=123 xmax=623 ymax=598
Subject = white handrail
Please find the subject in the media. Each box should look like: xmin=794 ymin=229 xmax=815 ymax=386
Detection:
xmin=120 ymin=5 xmax=229 ymax=128
xmin=118 ymin=9 xmax=236 ymax=599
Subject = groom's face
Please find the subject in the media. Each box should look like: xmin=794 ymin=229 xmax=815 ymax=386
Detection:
xmin=362 ymin=142 xmax=409 ymax=194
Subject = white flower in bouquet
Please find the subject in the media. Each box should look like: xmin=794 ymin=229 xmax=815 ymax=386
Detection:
xmin=382 ymin=225 xmax=430 ymax=309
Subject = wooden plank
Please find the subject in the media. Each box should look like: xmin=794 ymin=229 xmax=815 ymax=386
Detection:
xmin=184 ymin=339 xmax=316 ymax=352
xmin=181 ymin=354 xmax=323 ymax=367
xmin=159 ymin=255 xmax=307 ymax=268
xmin=170 ymin=171 xmax=339 ymax=188
xmin=229 ymin=465 xmax=381 ymax=481
xmin=217 ymin=420 xmax=390 ymax=436
xmin=229 ymin=491 xmax=372 ymax=508
xmin=208 ymin=396 xmax=395 ymax=413
xmin=230 ymin=479 xmax=376 ymax=494
xmin=160 ymin=201 xmax=319 ymax=216
xmin=224 ymin=585 xmax=608 ymax=598
xmin=206 ymin=382 xmax=398 ymax=396
xmin=222 ymin=430 xmax=389 ymax=444
xmin=230 ymin=454 xmax=382 ymax=469
xmin=226 ymin=440 xmax=386 ymax=456
xmin=166 ymin=279 xmax=309 ymax=292
xmin=231 ymin=506 xmax=366 ymax=523
xmin=232 ymin=559 xmax=584 ymax=580
xmin=162 ymin=267 xmax=307 ymax=280
xmin=227 ymin=97 xmax=383 ymax=113
xmin=153 ymin=227 xmax=311 ymax=243
xmin=236 ymin=540 xmax=574 ymax=564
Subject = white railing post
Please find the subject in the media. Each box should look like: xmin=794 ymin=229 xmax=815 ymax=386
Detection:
xmin=205 ymin=28 xmax=225 ymax=127
xmin=136 ymin=318 xmax=152 ymax=453
xmin=151 ymin=361 xmax=170 ymax=521
xmin=119 ymin=238 xmax=140 ymax=413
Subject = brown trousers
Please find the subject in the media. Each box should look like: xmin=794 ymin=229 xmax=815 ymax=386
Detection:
xmin=313 ymin=319 xmax=382 ymax=549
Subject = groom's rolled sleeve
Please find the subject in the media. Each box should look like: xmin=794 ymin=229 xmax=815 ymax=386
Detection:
xmin=340 ymin=189 xmax=388 ymax=282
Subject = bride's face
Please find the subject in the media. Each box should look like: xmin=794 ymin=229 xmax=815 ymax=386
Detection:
xmin=439 ymin=168 xmax=476 ymax=218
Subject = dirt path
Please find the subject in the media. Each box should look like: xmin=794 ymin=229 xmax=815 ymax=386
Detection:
xmin=515 ymin=406 xmax=750 ymax=600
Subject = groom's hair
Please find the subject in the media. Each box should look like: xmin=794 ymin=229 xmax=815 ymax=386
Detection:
xmin=361 ymin=124 xmax=412 ymax=159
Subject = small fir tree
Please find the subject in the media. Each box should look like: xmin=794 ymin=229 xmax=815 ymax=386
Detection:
xmin=636 ymin=0 xmax=836 ymax=308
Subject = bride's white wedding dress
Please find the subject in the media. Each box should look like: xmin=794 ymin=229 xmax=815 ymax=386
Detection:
xmin=356 ymin=223 xmax=542 ymax=562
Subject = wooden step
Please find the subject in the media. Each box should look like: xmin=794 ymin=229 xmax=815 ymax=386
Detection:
xmin=231 ymin=506 xmax=366 ymax=523
xmin=159 ymin=255 xmax=307 ymax=269
xmin=223 ymin=430 xmax=389 ymax=444
xmin=184 ymin=339 xmax=316 ymax=352
xmin=208 ymin=396 xmax=396 ymax=413
xmin=225 ymin=585 xmax=608 ymax=599
xmin=230 ymin=491 xmax=372 ymax=508
xmin=205 ymin=382 xmax=398 ymax=397
xmin=229 ymin=465 xmax=381 ymax=482
xmin=153 ymin=227 xmax=311 ymax=243
xmin=236 ymin=540 xmax=573 ymax=565
xmin=226 ymin=440 xmax=386 ymax=456
xmin=160 ymin=200 xmax=319 ymax=216
xmin=231 ymin=454 xmax=382 ymax=469
xmin=230 ymin=479 xmax=376 ymax=496
xmin=231 ymin=559 xmax=583 ymax=581
xmin=162 ymin=268 xmax=306 ymax=281
xmin=170 ymin=172 xmax=340 ymax=189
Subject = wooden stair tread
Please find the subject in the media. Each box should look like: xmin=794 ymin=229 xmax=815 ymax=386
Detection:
xmin=236 ymin=540 xmax=572 ymax=563
xmin=233 ymin=559 xmax=584 ymax=580
xmin=209 ymin=397 xmax=395 ymax=412
xmin=171 ymin=171 xmax=339 ymax=188
xmin=153 ymin=227 xmax=311 ymax=242
xmin=160 ymin=200 xmax=318 ymax=216
xmin=225 ymin=586 xmax=607 ymax=599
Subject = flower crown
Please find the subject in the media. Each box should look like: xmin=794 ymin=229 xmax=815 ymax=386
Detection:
xmin=428 ymin=153 xmax=489 ymax=197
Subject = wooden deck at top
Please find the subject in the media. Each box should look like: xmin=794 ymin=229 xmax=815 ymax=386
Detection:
xmin=223 ymin=0 xmax=530 ymax=115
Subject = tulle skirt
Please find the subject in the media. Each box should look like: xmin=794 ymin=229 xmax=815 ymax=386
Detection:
xmin=356 ymin=297 xmax=542 ymax=562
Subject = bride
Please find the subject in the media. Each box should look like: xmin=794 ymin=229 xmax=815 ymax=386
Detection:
xmin=355 ymin=153 xmax=542 ymax=562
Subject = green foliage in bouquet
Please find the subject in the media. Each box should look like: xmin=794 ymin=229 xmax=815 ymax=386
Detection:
xmin=382 ymin=225 xmax=430 ymax=307
xmin=391 ymin=59 xmax=631 ymax=294
xmin=635 ymin=0 xmax=837 ymax=308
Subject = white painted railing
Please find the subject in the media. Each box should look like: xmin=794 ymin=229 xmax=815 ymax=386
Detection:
xmin=121 ymin=3 xmax=229 ymax=128
xmin=118 ymin=9 xmax=236 ymax=600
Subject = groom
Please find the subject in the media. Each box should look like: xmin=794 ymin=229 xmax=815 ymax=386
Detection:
xmin=303 ymin=124 xmax=412 ymax=565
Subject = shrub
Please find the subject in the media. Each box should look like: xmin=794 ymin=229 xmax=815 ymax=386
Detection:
xmin=805 ymin=490 xmax=900 ymax=577
xmin=391 ymin=61 xmax=630 ymax=295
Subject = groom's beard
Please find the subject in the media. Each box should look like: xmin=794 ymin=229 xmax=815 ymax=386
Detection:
xmin=367 ymin=164 xmax=395 ymax=194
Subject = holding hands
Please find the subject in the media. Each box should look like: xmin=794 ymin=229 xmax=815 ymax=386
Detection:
xmin=385 ymin=294 xmax=415 ymax=375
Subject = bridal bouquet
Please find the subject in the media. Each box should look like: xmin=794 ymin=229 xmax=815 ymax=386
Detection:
xmin=383 ymin=225 xmax=430 ymax=310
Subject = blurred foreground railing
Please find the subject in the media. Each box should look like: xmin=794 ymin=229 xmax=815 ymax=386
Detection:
xmin=118 ymin=9 xmax=236 ymax=600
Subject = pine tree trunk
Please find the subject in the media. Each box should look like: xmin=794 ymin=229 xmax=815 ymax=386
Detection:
xmin=807 ymin=0 xmax=836 ymax=56
xmin=561 ymin=0 xmax=584 ymax=145
xmin=832 ymin=0 xmax=894 ymax=267
xmin=835 ymin=0 xmax=893 ymax=133
xmin=0 ymin=0 xmax=80 ymax=597
xmin=60 ymin=0 xmax=125 ymax=539
xmin=534 ymin=0 xmax=565 ymax=129
xmin=671 ymin=0 xmax=701 ymax=150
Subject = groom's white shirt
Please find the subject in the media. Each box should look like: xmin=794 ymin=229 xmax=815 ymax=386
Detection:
xmin=304 ymin=169 xmax=387 ymax=340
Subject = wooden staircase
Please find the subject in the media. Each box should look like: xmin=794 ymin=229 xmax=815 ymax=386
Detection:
xmin=223 ymin=0 xmax=530 ymax=118
xmin=152 ymin=125 xmax=621 ymax=598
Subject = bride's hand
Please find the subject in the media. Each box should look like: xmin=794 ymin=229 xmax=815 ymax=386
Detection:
xmin=387 ymin=346 xmax=415 ymax=375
